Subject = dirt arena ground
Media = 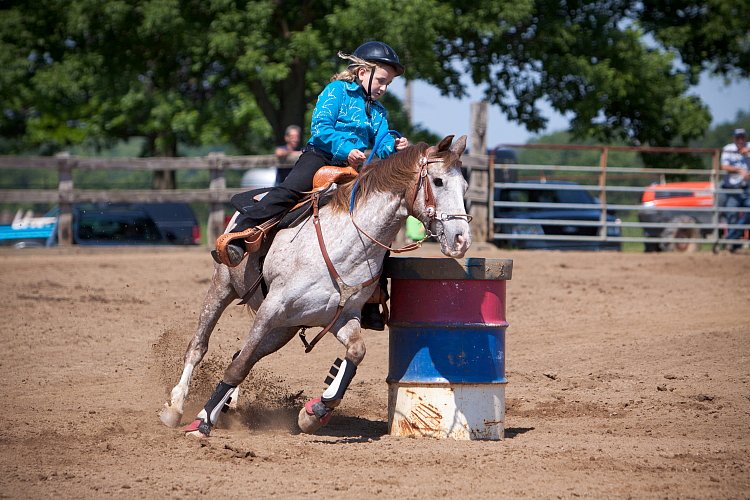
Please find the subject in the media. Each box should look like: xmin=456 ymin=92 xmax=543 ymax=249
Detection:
xmin=0 ymin=243 xmax=748 ymax=499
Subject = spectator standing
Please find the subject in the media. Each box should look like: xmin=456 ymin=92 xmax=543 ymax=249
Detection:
xmin=720 ymin=128 xmax=750 ymax=252
xmin=274 ymin=125 xmax=303 ymax=185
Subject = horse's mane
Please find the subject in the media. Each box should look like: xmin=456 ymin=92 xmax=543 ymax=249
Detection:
xmin=329 ymin=142 xmax=455 ymax=213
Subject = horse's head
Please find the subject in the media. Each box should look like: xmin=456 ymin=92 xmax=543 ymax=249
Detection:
xmin=411 ymin=135 xmax=472 ymax=258
xmin=331 ymin=135 xmax=472 ymax=257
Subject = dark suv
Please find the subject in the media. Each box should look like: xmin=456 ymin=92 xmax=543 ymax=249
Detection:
xmin=65 ymin=203 xmax=201 ymax=245
xmin=493 ymin=180 xmax=622 ymax=251
xmin=0 ymin=202 xmax=201 ymax=247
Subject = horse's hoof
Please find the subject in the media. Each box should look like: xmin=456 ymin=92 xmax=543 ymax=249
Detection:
xmin=159 ymin=404 xmax=183 ymax=428
xmin=298 ymin=407 xmax=324 ymax=434
xmin=182 ymin=418 xmax=210 ymax=438
xmin=297 ymin=398 xmax=333 ymax=434
xmin=185 ymin=429 xmax=209 ymax=439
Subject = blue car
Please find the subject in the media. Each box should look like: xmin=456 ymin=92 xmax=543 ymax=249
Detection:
xmin=493 ymin=180 xmax=622 ymax=251
xmin=0 ymin=210 xmax=57 ymax=248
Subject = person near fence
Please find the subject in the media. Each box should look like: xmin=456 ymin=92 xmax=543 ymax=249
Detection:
xmin=274 ymin=125 xmax=303 ymax=185
xmin=720 ymin=128 xmax=750 ymax=252
xmin=213 ymin=40 xmax=410 ymax=328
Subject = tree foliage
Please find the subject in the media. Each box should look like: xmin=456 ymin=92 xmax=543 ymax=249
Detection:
xmin=1 ymin=0 xmax=748 ymax=158
xmin=638 ymin=0 xmax=750 ymax=79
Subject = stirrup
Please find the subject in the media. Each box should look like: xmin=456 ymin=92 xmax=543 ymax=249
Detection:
xmin=214 ymin=227 xmax=262 ymax=267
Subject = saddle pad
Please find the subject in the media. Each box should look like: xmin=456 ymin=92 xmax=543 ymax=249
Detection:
xmin=229 ymin=187 xmax=335 ymax=231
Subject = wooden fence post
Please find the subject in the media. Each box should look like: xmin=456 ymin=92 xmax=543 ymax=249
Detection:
xmin=207 ymin=152 xmax=226 ymax=245
xmin=469 ymin=102 xmax=488 ymax=242
xmin=56 ymin=152 xmax=73 ymax=246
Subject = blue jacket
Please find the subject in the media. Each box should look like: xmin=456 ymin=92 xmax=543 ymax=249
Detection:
xmin=308 ymin=80 xmax=396 ymax=162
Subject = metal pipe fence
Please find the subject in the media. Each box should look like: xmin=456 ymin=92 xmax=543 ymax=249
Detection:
xmin=1 ymin=143 xmax=748 ymax=252
xmin=464 ymin=144 xmax=749 ymax=252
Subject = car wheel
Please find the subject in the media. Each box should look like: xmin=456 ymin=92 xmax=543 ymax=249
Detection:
xmin=659 ymin=215 xmax=700 ymax=252
xmin=644 ymin=242 xmax=662 ymax=253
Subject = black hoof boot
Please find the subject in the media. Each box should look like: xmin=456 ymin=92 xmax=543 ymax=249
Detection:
xmin=360 ymin=303 xmax=385 ymax=331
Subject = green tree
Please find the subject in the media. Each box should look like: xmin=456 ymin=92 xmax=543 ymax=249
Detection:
xmin=638 ymin=0 xmax=750 ymax=79
xmin=2 ymin=0 xmax=748 ymax=164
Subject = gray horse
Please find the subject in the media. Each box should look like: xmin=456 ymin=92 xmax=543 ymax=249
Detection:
xmin=160 ymin=134 xmax=472 ymax=437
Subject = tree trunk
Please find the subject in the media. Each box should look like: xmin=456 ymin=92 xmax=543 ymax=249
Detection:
xmin=276 ymin=59 xmax=308 ymax=142
xmin=146 ymin=133 xmax=178 ymax=190
xmin=253 ymin=58 xmax=308 ymax=145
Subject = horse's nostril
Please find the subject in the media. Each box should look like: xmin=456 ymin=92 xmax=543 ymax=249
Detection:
xmin=455 ymin=234 xmax=465 ymax=246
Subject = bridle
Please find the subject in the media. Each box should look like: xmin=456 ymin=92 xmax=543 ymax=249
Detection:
xmin=350 ymin=154 xmax=472 ymax=252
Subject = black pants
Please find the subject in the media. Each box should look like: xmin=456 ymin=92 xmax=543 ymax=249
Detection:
xmin=275 ymin=167 xmax=292 ymax=185
xmin=233 ymin=148 xmax=340 ymax=232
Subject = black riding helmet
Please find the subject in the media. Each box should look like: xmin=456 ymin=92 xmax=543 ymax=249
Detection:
xmin=352 ymin=41 xmax=404 ymax=118
xmin=353 ymin=41 xmax=405 ymax=76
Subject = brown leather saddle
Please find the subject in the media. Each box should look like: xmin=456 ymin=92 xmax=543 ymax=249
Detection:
xmin=214 ymin=166 xmax=358 ymax=264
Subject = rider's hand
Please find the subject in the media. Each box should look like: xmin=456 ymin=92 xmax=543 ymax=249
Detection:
xmin=395 ymin=137 xmax=410 ymax=151
xmin=347 ymin=149 xmax=366 ymax=166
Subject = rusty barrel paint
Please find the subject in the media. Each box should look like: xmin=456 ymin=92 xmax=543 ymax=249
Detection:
xmin=384 ymin=257 xmax=513 ymax=440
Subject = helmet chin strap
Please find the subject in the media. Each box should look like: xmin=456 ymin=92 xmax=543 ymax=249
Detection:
xmin=360 ymin=69 xmax=376 ymax=118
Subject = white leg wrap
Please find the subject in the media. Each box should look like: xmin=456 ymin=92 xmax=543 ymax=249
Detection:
xmin=322 ymin=358 xmax=357 ymax=403
xmin=197 ymin=381 xmax=236 ymax=426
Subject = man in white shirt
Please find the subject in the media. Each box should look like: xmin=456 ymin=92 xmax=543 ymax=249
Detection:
xmin=720 ymin=128 xmax=750 ymax=252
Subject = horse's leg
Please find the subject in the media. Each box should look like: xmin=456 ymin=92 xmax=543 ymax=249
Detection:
xmin=183 ymin=315 xmax=299 ymax=438
xmin=159 ymin=266 xmax=238 ymax=427
xmin=298 ymin=316 xmax=366 ymax=434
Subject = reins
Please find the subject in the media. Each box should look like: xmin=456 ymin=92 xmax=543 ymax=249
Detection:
xmin=348 ymin=154 xmax=439 ymax=253
xmin=347 ymin=131 xmax=438 ymax=252
xmin=350 ymin=147 xmax=474 ymax=252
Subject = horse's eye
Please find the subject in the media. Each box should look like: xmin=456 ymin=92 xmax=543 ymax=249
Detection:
xmin=433 ymin=177 xmax=444 ymax=187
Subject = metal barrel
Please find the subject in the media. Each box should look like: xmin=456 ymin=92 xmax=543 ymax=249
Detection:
xmin=384 ymin=257 xmax=513 ymax=440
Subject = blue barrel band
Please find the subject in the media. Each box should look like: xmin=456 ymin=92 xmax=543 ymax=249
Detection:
xmin=388 ymin=325 xmax=506 ymax=384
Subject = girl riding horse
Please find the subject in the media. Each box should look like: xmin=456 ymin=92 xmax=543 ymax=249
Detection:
xmin=214 ymin=41 xmax=409 ymax=329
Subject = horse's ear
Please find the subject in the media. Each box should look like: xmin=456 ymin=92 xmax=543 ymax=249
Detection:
xmin=450 ymin=135 xmax=467 ymax=156
xmin=426 ymin=135 xmax=454 ymax=156
xmin=437 ymin=135 xmax=455 ymax=152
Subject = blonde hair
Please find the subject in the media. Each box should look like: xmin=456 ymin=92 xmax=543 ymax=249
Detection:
xmin=330 ymin=51 xmax=377 ymax=82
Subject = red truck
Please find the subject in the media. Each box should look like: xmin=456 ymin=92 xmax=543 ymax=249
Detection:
xmin=639 ymin=181 xmax=715 ymax=252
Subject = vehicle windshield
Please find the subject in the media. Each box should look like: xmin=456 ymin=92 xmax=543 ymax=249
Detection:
xmin=554 ymin=189 xmax=595 ymax=204
xmin=496 ymin=185 xmax=596 ymax=209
